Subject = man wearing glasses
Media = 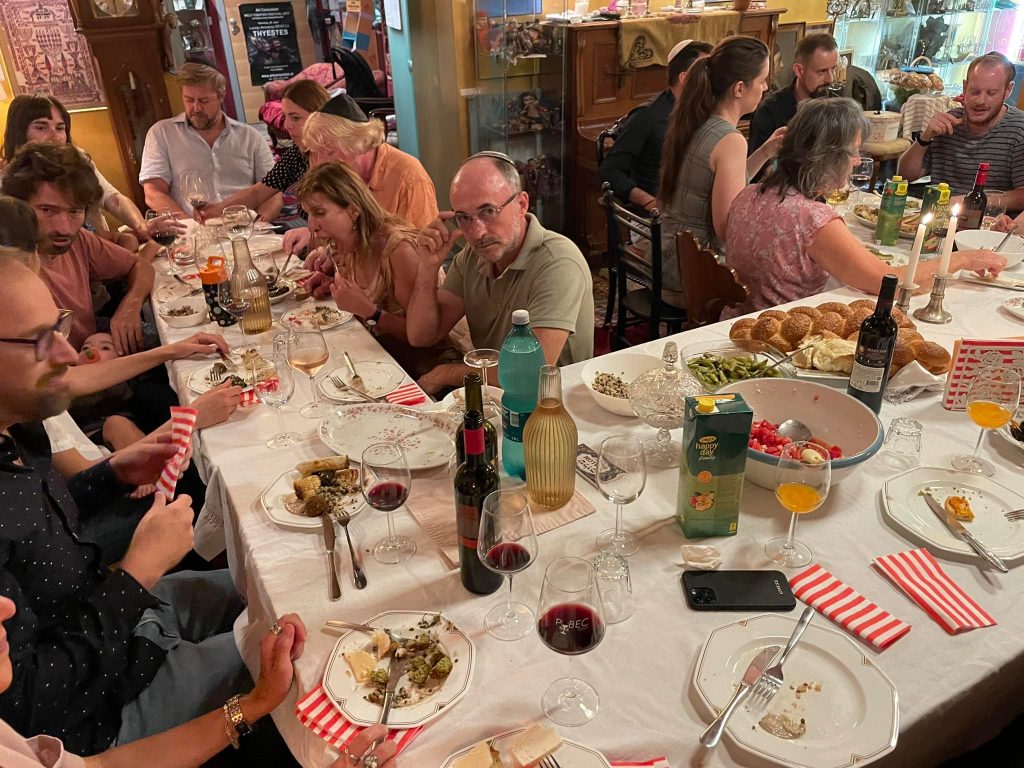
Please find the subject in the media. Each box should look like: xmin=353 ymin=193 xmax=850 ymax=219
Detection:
xmin=407 ymin=152 xmax=593 ymax=394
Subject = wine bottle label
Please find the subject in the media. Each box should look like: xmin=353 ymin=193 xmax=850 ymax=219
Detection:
xmin=464 ymin=426 xmax=485 ymax=456
xmin=502 ymin=408 xmax=531 ymax=443
xmin=849 ymin=360 xmax=885 ymax=393
xmin=456 ymin=503 xmax=481 ymax=548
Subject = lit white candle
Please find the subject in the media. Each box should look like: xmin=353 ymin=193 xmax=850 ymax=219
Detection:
xmin=938 ymin=204 xmax=960 ymax=277
xmin=903 ymin=212 xmax=933 ymax=290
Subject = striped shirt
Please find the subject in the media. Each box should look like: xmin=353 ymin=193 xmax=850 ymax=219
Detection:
xmin=924 ymin=106 xmax=1024 ymax=195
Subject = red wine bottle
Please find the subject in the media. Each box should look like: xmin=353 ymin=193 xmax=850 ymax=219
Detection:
xmin=847 ymin=274 xmax=899 ymax=413
xmin=455 ymin=372 xmax=497 ymax=470
xmin=959 ymin=162 xmax=989 ymax=231
xmin=455 ymin=409 xmax=502 ymax=595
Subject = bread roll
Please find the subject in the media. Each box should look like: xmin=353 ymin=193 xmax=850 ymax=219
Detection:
xmin=751 ymin=316 xmax=781 ymax=341
xmin=767 ymin=334 xmax=794 ymax=353
xmin=892 ymin=338 xmax=914 ymax=369
xmin=846 ymin=331 xmax=860 ymax=342
xmin=897 ymin=327 xmax=924 ymax=345
xmin=849 ymin=299 xmax=875 ymax=312
xmin=890 ymin=307 xmax=908 ymax=326
xmin=898 ymin=315 xmax=916 ymax=329
xmin=843 ymin=307 xmax=873 ymax=337
xmin=730 ymin=327 xmax=752 ymax=341
xmin=779 ymin=314 xmax=812 ymax=344
xmin=816 ymin=301 xmax=852 ymax=318
xmin=294 ymin=474 xmax=322 ymax=501
xmin=296 ymin=456 xmax=350 ymax=476
xmin=789 ymin=306 xmax=823 ymax=323
xmin=911 ymin=340 xmax=952 ymax=374
xmin=729 ymin=318 xmax=756 ymax=340
xmin=812 ymin=311 xmax=845 ymax=337
xmin=759 ymin=310 xmax=790 ymax=322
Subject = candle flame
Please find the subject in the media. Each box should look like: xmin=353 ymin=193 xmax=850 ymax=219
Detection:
xmin=922 ymin=213 xmax=933 ymax=225
xmin=951 ymin=204 xmax=961 ymax=217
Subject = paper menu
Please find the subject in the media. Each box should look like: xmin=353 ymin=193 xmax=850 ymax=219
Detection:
xmin=942 ymin=338 xmax=1024 ymax=410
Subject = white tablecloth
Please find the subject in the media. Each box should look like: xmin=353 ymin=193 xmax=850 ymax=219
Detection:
xmin=153 ymin=259 xmax=1024 ymax=767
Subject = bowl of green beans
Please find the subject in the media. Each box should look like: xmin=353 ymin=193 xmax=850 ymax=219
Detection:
xmin=681 ymin=339 xmax=796 ymax=393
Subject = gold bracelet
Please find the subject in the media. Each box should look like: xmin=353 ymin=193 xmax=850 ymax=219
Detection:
xmin=222 ymin=694 xmax=251 ymax=749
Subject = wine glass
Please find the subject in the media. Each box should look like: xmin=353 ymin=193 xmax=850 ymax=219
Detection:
xmin=169 ymin=235 xmax=199 ymax=278
xmin=825 ymin=183 xmax=851 ymax=211
xmin=146 ymin=209 xmax=179 ymax=271
xmin=464 ymin=348 xmax=501 ymax=422
xmin=595 ymin=435 xmax=646 ymax=557
xmin=849 ymin=157 xmax=875 ymax=196
xmin=254 ymin=352 xmax=302 ymax=450
xmin=982 ymin=191 xmax=1007 ymax=231
xmin=216 ymin=280 xmax=252 ymax=354
xmin=537 ymin=557 xmax=606 ymax=727
xmin=360 ymin=442 xmax=416 ymax=564
xmin=477 ymin=489 xmax=538 ymax=641
xmin=256 ymin=250 xmax=281 ymax=292
xmin=952 ymin=366 xmax=1021 ymax=476
xmin=765 ymin=442 xmax=831 ymax=568
xmin=181 ymin=171 xmax=210 ymax=216
xmin=286 ymin=326 xmax=330 ymax=418
xmin=224 ymin=204 xmax=254 ymax=241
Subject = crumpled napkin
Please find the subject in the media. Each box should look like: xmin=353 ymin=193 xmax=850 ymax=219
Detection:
xmin=884 ymin=361 xmax=945 ymax=404
xmin=681 ymin=544 xmax=722 ymax=570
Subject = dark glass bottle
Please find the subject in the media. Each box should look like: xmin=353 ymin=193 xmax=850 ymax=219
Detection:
xmin=454 ymin=409 xmax=502 ymax=595
xmin=455 ymin=373 xmax=498 ymax=471
xmin=847 ymin=275 xmax=899 ymax=413
xmin=959 ymin=162 xmax=989 ymax=231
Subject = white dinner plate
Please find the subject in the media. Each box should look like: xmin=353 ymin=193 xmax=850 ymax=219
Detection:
xmin=267 ymin=280 xmax=294 ymax=305
xmin=693 ymin=614 xmax=898 ymax=768
xmin=318 ymin=404 xmax=455 ymax=470
xmin=259 ymin=469 xmax=365 ymax=530
xmin=1002 ymin=296 xmax=1024 ymax=322
xmin=280 ymin=303 xmax=352 ymax=331
xmin=323 ymin=611 xmax=474 ymax=728
xmin=440 ymin=729 xmax=612 ymax=768
xmin=882 ymin=467 xmax=1024 ymax=561
xmin=319 ymin=362 xmax=405 ymax=402
xmin=186 ymin=358 xmax=274 ymax=395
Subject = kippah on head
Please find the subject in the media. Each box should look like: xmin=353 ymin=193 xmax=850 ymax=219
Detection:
xmin=318 ymin=93 xmax=369 ymax=123
xmin=668 ymin=39 xmax=693 ymax=65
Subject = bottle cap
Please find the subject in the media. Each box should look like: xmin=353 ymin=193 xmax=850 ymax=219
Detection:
xmin=892 ymin=175 xmax=903 ymax=182
xmin=696 ymin=397 xmax=717 ymax=413
xmin=979 ymin=162 xmax=990 ymax=171
xmin=511 ymin=309 xmax=530 ymax=325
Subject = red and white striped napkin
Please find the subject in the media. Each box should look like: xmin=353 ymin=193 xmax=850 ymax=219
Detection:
xmin=611 ymin=758 xmax=671 ymax=767
xmin=386 ymin=382 xmax=427 ymax=406
xmin=790 ymin=564 xmax=911 ymax=650
xmin=239 ymin=389 xmax=260 ymax=408
xmin=155 ymin=407 xmax=198 ymax=500
xmin=872 ymin=548 xmax=997 ymax=634
xmin=295 ymin=684 xmax=422 ymax=755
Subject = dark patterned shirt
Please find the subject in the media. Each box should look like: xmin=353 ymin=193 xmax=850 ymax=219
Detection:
xmin=261 ymin=144 xmax=308 ymax=193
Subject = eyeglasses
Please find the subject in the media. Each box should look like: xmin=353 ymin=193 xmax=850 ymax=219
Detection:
xmin=453 ymin=191 xmax=521 ymax=230
xmin=0 ymin=309 xmax=74 ymax=361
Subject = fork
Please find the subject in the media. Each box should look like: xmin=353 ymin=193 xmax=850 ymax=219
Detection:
xmin=749 ymin=606 xmax=815 ymax=707
xmin=323 ymin=620 xmax=410 ymax=644
xmin=539 ymin=755 xmax=563 ymax=768
xmin=1004 ymin=508 xmax=1024 ymax=521
xmin=328 ymin=375 xmax=379 ymax=403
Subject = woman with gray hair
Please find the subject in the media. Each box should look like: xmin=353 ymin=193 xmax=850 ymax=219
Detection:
xmin=723 ymin=97 xmax=1006 ymax=316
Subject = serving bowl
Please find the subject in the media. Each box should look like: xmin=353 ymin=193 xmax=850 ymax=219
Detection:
xmin=158 ymin=295 xmax=207 ymax=328
xmin=719 ymin=377 xmax=884 ymax=488
xmin=682 ymin=339 xmax=797 ymax=394
xmin=581 ymin=353 xmax=662 ymax=416
xmin=954 ymin=229 xmax=1024 ymax=269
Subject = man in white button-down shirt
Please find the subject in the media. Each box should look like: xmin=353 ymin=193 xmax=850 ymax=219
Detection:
xmin=139 ymin=63 xmax=278 ymax=219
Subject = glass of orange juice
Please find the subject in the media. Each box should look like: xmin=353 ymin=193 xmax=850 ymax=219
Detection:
xmin=766 ymin=442 xmax=831 ymax=568
xmin=952 ymin=366 xmax=1022 ymax=476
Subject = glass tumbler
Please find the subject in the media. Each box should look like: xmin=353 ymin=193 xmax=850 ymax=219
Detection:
xmin=878 ymin=418 xmax=923 ymax=471
xmin=591 ymin=553 xmax=634 ymax=624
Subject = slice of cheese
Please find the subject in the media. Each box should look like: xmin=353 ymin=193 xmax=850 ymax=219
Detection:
xmin=343 ymin=650 xmax=377 ymax=683
xmin=510 ymin=724 xmax=563 ymax=768
xmin=451 ymin=741 xmax=498 ymax=768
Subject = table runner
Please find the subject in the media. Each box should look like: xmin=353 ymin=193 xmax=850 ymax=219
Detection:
xmin=618 ymin=13 xmax=739 ymax=68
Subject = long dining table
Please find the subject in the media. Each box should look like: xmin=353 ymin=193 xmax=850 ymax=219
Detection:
xmin=152 ymin=245 xmax=1024 ymax=768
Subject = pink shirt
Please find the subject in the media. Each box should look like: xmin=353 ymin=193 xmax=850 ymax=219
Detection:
xmin=37 ymin=229 xmax=137 ymax=349
xmin=723 ymin=184 xmax=840 ymax=318
xmin=0 ymin=720 xmax=86 ymax=768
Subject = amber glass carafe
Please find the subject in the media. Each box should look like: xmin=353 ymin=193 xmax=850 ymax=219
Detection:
xmin=523 ymin=365 xmax=577 ymax=508
xmin=231 ymin=238 xmax=272 ymax=334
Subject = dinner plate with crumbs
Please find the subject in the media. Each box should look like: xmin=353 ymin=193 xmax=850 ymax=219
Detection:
xmin=259 ymin=469 xmax=364 ymax=530
xmin=693 ymin=614 xmax=898 ymax=768
xmin=281 ymin=304 xmax=352 ymax=331
xmin=883 ymin=467 xmax=1024 ymax=561
xmin=323 ymin=610 xmax=474 ymax=728
xmin=319 ymin=404 xmax=455 ymax=470
xmin=994 ymin=411 xmax=1024 ymax=455
xmin=319 ymin=361 xmax=404 ymax=402
xmin=1002 ymin=297 xmax=1024 ymax=322
xmin=440 ymin=729 xmax=611 ymax=768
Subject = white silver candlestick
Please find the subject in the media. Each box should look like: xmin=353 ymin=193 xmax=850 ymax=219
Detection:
xmin=895 ymin=284 xmax=916 ymax=315
xmin=913 ymin=273 xmax=952 ymax=324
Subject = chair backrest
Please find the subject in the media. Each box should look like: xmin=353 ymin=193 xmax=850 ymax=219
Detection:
xmin=675 ymin=230 xmax=748 ymax=327
xmin=595 ymin=105 xmax=645 ymax=166
xmin=842 ymin=66 xmax=882 ymax=112
xmin=602 ymin=182 xmax=661 ymax=289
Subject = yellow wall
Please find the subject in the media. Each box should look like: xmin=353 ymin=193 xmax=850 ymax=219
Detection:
xmin=585 ymin=0 xmax=826 ymax=20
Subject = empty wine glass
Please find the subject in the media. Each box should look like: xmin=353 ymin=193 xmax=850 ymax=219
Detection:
xmin=952 ymin=366 xmax=1021 ymax=476
xmin=360 ymin=442 xmax=416 ymax=564
xmin=478 ymin=489 xmax=538 ymax=641
xmin=983 ymin=191 xmax=1007 ymax=230
xmin=537 ymin=557 xmax=606 ymax=727
xmin=595 ymin=435 xmax=646 ymax=557
xmin=464 ymin=348 xmax=501 ymax=421
xmin=286 ymin=326 xmax=330 ymax=418
xmin=766 ymin=442 xmax=831 ymax=568
xmin=254 ymin=352 xmax=301 ymax=450
xmin=217 ymin=280 xmax=252 ymax=354
xmin=181 ymin=171 xmax=211 ymax=216
xmin=224 ymin=204 xmax=254 ymax=240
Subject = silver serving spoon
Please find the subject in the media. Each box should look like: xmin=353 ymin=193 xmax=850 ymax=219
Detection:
xmin=777 ymin=419 xmax=812 ymax=443
xmin=334 ymin=510 xmax=367 ymax=589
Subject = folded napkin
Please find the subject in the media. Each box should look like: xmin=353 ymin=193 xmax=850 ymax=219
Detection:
xmin=884 ymin=360 xmax=945 ymax=404
xmin=295 ymin=684 xmax=422 ymax=755
xmin=872 ymin=548 xmax=997 ymax=634
xmin=156 ymin=407 xmax=198 ymax=499
xmin=406 ymin=468 xmax=597 ymax=570
xmin=611 ymin=759 xmax=670 ymax=768
xmin=956 ymin=270 xmax=1024 ymax=291
xmin=790 ymin=563 xmax=911 ymax=650
xmin=387 ymin=381 xmax=428 ymax=406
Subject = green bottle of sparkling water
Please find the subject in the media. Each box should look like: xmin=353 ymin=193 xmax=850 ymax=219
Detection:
xmin=874 ymin=176 xmax=909 ymax=247
xmin=498 ymin=309 xmax=545 ymax=480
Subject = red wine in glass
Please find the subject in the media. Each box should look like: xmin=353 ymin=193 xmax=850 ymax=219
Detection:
xmin=485 ymin=542 xmax=533 ymax=573
xmin=153 ymin=232 xmax=177 ymax=247
xmin=538 ymin=603 xmax=606 ymax=656
xmin=360 ymin=443 xmax=415 ymax=565
xmin=366 ymin=481 xmax=408 ymax=511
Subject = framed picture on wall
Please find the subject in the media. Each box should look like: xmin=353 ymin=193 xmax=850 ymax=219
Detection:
xmin=805 ymin=21 xmax=837 ymax=38
xmin=772 ymin=22 xmax=805 ymax=92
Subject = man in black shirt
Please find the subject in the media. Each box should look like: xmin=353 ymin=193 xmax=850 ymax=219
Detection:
xmin=748 ymin=33 xmax=839 ymax=156
xmin=599 ymin=39 xmax=713 ymax=211
xmin=0 ymin=258 xmax=247 ymax=755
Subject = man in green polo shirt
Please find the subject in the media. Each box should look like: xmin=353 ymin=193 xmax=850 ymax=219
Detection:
xmin=407 ymin=152 xmax=594 ymax=394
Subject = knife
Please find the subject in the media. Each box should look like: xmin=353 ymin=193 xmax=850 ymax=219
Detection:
xmin=369 ymin=655 xmax=409 ymax=751
xmin=956 ymin=272 xmax=1024 ymax=291
xmin=343 ymin=351 xmax=367 ymax=394
xmin=699 ymin=644 xmax=781 ymax=748
xmin=321 ymin=514 xmax=342 ymax=600
xmin=924 ymin=493 xmax=1008 ymax=573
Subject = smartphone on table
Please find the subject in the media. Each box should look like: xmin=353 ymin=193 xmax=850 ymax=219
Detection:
xmin=682 ymin=570 xmax=796 ymax=612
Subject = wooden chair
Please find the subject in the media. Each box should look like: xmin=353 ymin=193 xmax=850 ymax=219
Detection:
xmin=675 ymin=231 xmax=748 ymax=328
xmin=603 ymin=185 xmax=685 ymax=350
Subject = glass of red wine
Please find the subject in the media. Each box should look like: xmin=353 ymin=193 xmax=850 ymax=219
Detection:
xmin=146 ymin=209 xmax=180 ymax=273
xmin=537 ymin=557 xmax=606 ymax=727
xmin=477 ymin=488 xmax=538 ymax=641
xmin=360 ymin=442 xmax=416 ymax=564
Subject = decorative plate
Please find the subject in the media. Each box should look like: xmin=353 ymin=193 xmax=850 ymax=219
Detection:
xmin=323 ymin=611 xmax=474 ymax=728
xmin=259 ymin=469 xmax=365 ymax=530
xmin=318 ymin=404 xmax=455 ymax=470
xmin=440 ymin=729 xmax=612 ymax=768
xmin=1001 ymin=296 xmax=1024 ymax=322
xmin=281 ymin=303 xmax=352 ymax=331
xmin=319 ymin=362 xmax=405 ymax=402
xmin=994 ymin=409 xmax=1024 ymax=455
xmin=186 ymin=354 xmax=274 ymax=395
xmin=693 ymin=614 xmax=899 ymax=768
xmin=882 ymin=467 xmax=1024 ymax=561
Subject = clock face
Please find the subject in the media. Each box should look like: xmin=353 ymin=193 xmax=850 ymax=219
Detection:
xmin=91 ymin=0 xmax=139 ymax=18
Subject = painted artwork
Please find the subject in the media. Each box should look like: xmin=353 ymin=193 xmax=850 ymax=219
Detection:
xmin=0 ymin=0 xmax=105 ymax=107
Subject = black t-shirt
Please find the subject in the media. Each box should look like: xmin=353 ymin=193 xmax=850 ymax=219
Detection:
xmin=748 ymin=82 xmax=799 ymax=156
xmin=599 ymin=89 xmax=675 ymax=201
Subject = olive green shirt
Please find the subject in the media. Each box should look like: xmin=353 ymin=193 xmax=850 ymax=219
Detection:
xmin=443 ymin=214 xmax=594 ymax=365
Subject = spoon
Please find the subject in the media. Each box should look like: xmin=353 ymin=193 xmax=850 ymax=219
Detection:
xmin=777 ymin=419 xmax=812 ymax=443
xmin=334 ymin=510 xmax=367 ymax=589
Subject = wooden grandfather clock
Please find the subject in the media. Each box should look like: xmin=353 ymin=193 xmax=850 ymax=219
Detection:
xmin=67 ymin=0 xmax=173 ymax=207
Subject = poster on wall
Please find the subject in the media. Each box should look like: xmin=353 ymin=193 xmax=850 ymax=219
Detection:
xmin=0 ymin=0 xmax=105 ymax=107
xmin=239 ymin=2 xmax=303 ymax=85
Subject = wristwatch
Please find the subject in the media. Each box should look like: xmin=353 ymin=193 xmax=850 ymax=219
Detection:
xmin=916 ymin=135 xmax=933 ymax=146
xmin=222 ymin=694 xmax=252 ymax=749
xmin=363 ymin=304 xmax=382 ymax=330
